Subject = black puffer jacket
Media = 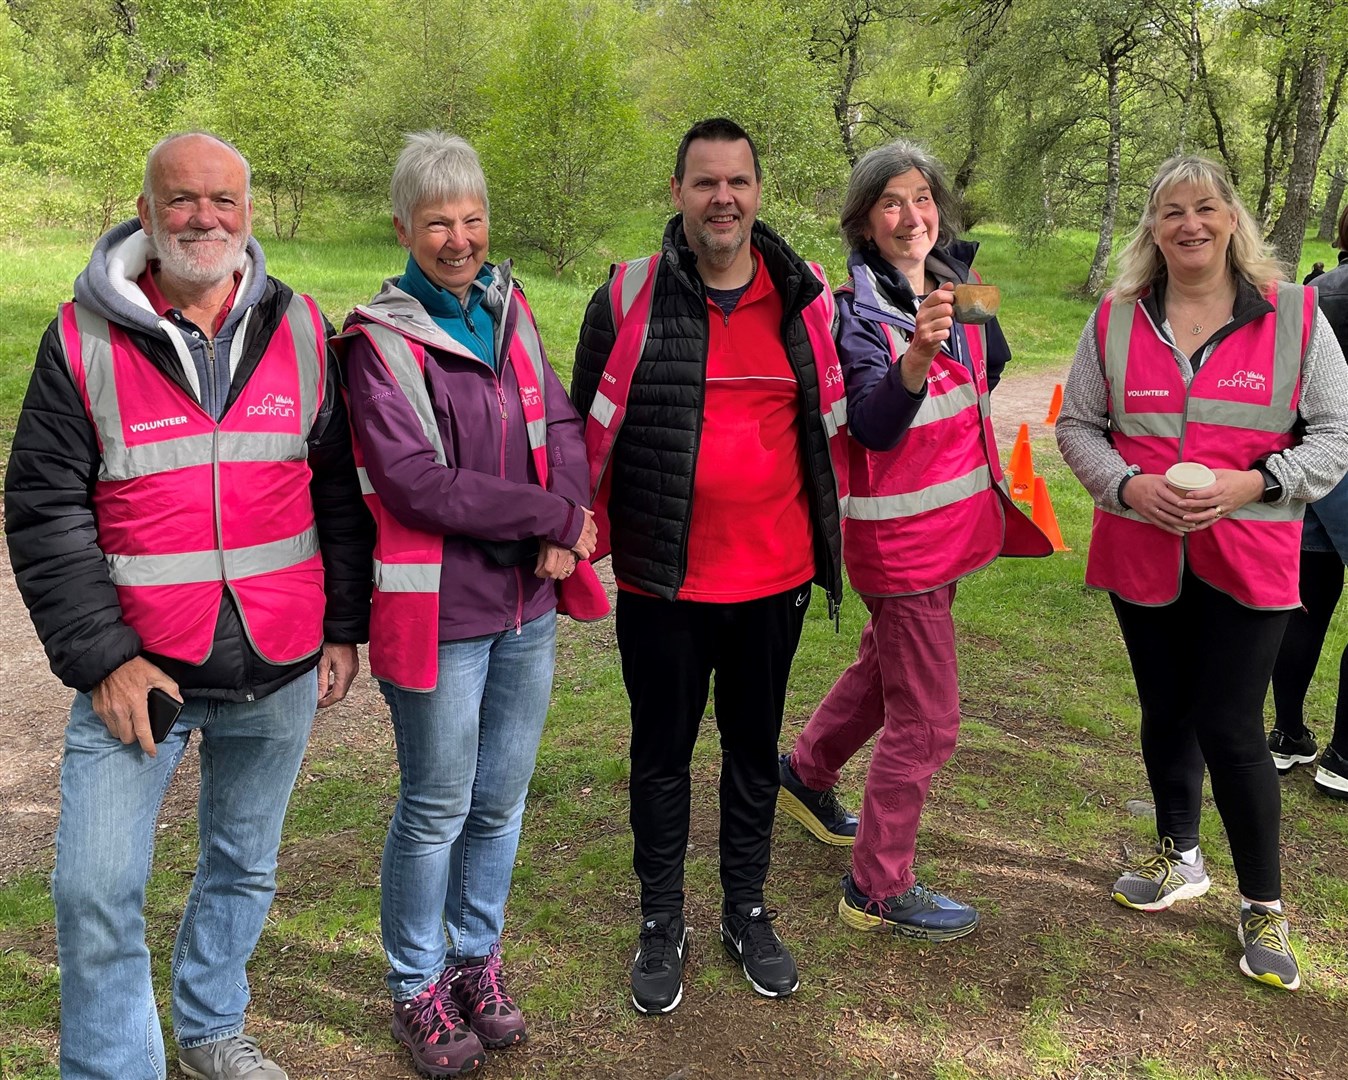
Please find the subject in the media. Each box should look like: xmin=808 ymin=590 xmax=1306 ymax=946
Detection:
xmin=571 ymin=215 xmax=843 ymax=612
xmin=1315 ymin=249 xmax=1348 ymax=354
xmin=5 ymin=277 xmax=374 ymax=701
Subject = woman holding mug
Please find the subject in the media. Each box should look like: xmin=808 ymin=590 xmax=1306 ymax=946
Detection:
xmin=1057 ymin=155 xmax=1348 ymax=991
xmin=777 ymin=139 xmax=1050 ymax=939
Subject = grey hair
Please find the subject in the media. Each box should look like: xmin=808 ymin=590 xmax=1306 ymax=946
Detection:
xmin=839 ymin=139 xmax=962 ymax=254
xmin=142 ymin=131 xmax=251 ymax=200
xmin=390 ymin=131 xmax=488 ymax=227
xmin=1111 ymin=155 xmax=1286 ymax=302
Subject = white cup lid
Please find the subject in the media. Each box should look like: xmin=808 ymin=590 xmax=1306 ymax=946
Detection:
xmin=1164 ymin=462 xmax=1216 ymax=490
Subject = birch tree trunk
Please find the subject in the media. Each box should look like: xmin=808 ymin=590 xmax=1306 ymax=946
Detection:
xmin=1085 ymin=49 xmax=1122 ymax=295
xmin=1268 ymin=48 xmax=1329 ymax=271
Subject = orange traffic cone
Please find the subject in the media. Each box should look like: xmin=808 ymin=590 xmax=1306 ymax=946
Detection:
xmin=1032 ymin=476 xmax=1069 ymax=551
xmin=1010 ymin=427 xmax=1034 ymax=503
xmin=1044 ymin=383 xmax=1064 ymax=425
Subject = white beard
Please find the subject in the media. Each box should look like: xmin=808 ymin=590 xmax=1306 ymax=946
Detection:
xmin=148 ymin=217 xmax=248 ymax=287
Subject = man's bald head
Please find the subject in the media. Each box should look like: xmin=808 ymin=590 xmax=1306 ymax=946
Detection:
xmin=142 ymin=132 xmax=252 ymax=202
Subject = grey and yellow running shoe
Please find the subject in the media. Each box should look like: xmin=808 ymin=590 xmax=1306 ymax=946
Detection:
xmin=1238 ymin=904 xmax=1301 ymax=991
xmin=1112 ymin=838 xmax=1210 ymax=912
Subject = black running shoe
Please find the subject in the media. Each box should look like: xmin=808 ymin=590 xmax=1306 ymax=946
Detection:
xmin=720 ymin=903 xmax=799 ymax=998
xmin=1269 ymin=727 xmax=1319 ymax=773
xmin=630 ymin=913 xmax=688 ymax=1015
xmin=1314 ymin=745 xmax=1348 ymax=799
xmin=777 ymin=752 xmax=858 ymax=846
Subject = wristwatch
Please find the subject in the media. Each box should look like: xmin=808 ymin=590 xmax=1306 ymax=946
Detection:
xmin=1254 ymin=463 xmax=1283 ymax=503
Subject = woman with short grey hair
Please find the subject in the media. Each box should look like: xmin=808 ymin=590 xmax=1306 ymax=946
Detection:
xmin=339 ymin=130 xmax=603 ymax=1076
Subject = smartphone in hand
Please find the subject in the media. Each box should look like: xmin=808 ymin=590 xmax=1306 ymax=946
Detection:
xmin=148 ymin=687 xmax=183 ymax=743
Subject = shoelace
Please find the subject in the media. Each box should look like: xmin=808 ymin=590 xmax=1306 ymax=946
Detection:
xmin=637 ymin=921 xmax=681 ymax=972
xmin=736 ymin=909 xmax=786 ymax=959
xmin=1245 ymin=910 xmax=1291 ymax=955
xmin=817 ymin=787 xmax=849 ymax=819
xmin=1130 ymin=840 xmax=1185 ymax=889
xmin=408 ymin=982 xmax=464 ymax=1043
xmin=861 ymin=884 xmax=934 ymax=924
xmin=209 ymin=1035 xmax=267 ymax=1073
xmin=461 ymin=944 xmax=514 ymax=1012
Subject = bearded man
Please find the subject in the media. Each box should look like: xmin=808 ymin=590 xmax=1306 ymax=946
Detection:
xmin=4 ymin=131 xmax=373 ymax=1080
xmin=570 ymin=118 xmax=847 ymax=1014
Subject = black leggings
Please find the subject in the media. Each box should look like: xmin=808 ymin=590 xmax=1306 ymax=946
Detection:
xmin=1111 ymin=572 xmax=1289 ymax=901
xmin=1272 ymin=550 xmax=1348 ymax=752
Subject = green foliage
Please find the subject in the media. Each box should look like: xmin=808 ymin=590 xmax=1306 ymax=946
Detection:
xmin=477 ymin=0 xmax=653 ymax=274
xmin=641 ymin=0 xmax=845 ymax=217
xmin=26 ymin=54 xmax=157 ymax=233
xmin=342 ymin=0 xmax=495 ymax=198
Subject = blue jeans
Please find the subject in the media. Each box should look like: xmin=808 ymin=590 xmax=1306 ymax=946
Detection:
xmin=380 ymin=611 xmax=556 ymax=1000
xmin=53 ymin=672 xmax=317 ymax=1080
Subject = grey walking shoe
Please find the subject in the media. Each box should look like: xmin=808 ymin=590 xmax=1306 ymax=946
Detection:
xmin=179 ymin=1034 xmax=288 ymax=1079
xmin=1111 ymin=838 xmax=1210 ymax=912
xmin=1238 ymin=904 xmax=1301 ymax=991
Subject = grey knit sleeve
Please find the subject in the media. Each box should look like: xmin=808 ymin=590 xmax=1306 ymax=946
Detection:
xmin=1264 ymin=308 xmax=1348 ymax=504
xmin=1055 ymin=310 xmax=1135 ymax=512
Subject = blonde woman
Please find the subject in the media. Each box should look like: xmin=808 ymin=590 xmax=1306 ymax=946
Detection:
xmin=1057 ymin=156 xmax=1348 ymax=991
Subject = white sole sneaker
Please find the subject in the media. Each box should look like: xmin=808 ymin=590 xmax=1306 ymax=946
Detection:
xmin=1113 ymin=874 xmax=1210 ymax=912
xmin=1314 ymin=764 xmax=1348 ymax=798
xmin=1272 ymin=749 xmax=1319 ymax=772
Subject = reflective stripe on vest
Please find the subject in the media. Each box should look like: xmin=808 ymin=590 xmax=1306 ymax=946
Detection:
xmin=585 ymin=253 xmax=848 ymax=559
xmin=1103 ymin=283 xmax=1305 ymax=443
xmin=59 ymin=293 xmax=326 ymax=663
xmin=1086 ymin=284 xmax=1310 ymax=608
xmin=350 ymin=288 xmax=556 ymax=691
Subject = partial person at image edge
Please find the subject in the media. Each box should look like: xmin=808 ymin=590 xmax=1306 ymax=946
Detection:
xmin=1269 ymin=201 xmax=1348 ymax=796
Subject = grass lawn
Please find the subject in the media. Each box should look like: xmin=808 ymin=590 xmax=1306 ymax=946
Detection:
xmin=1 ymin=217 xmax=1347 ymax=1078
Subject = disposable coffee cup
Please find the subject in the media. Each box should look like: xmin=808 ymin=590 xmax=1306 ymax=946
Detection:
xmin=1165 ymin=462 xmax=1215 ymax=497
xmin=951 ymin=283 xmax=1001 ymax=324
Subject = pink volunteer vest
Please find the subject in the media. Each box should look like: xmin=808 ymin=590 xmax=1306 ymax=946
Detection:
xmin=346 ymin=286 xmax=607 ymax=693
xmin=59 ymin=294 xmax=327 ymax=665
xmin=1086 ymin=282 xmax=1312 ymax=609
xmin=839 ymin=268 xmax=1051 ymax=596
xmin=583 ymin=253 xmax=849 ymax=561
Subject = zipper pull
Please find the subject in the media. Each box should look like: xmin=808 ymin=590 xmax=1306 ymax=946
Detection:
xmin=497 ymin=385 xmax=508 ymax=419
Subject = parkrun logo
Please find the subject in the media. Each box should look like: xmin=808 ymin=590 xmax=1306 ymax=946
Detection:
xmin=520 ymin=386 xmax=541 ymax=408
xmin=247 ymin=393 xmax=296 ymax=418
xmin=1217 ymin=369 xmax=1267 ymax=391
xmin=129 ymin=414 xmax=188 ymax=433
xmin=824 ymin=363 xmax=844 ymax=387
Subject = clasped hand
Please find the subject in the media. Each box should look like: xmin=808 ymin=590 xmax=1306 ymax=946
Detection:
xmin=1122 ymin=469 xmax=1265 ymax=537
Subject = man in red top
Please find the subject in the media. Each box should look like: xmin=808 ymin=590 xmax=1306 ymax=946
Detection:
xmin=571 ymin=118 xmax=845 ymax=1015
